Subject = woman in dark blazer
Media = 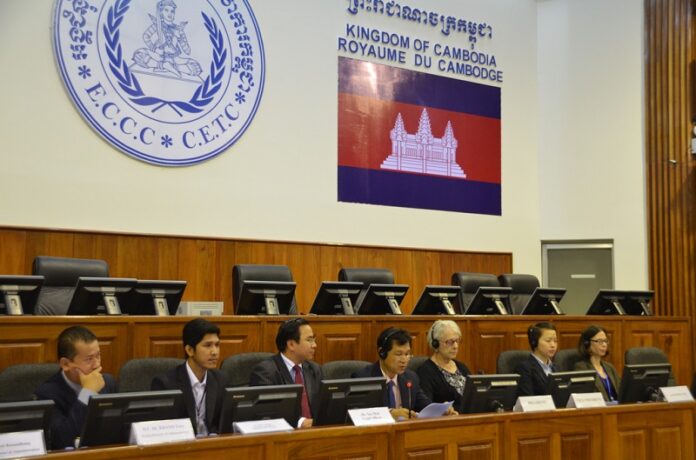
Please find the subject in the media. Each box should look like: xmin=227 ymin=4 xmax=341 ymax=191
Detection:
xmin=574 ymin=325 xmax=621 ymax=402
xmin=417 ymin=320 xmax=470 ymax=412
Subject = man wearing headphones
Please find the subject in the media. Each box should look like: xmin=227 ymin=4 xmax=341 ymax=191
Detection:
xmin=353 ymin=327 xmax=443 ymax=420
xmin=249 ymin=318 xmax=322 ymax=428
xmin=515 ymin=321 xmax=558 ymax=397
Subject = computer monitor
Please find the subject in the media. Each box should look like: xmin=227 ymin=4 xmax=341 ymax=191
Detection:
xmin=411 ymin=285 xmax=461 ymax=315
xmin=520 ymin=288 xmax=566 ymax=315
xmin=79 ymin=390 xmax=183 ymax=447
xmin=618 ymin=363 xmax=671 ymax=403
xmin=464 ymin=287 xmax=512 ymax=315
xmin=0 ymin=275 xmax=44 ymax=315
xmin=309 ymin=281 xmax=363 ymax=315
xmin=235 ymin=280 xmax=296 ymax=315
xmin=218 ymin=384 xmax=302 ymax=433
xmin=460 ymin=374 xmax=519 ymax=413
xmin=66 ymin=277 xmax=137 ymax=316
xmin=130 ymin=280 xmax=187 ymax=316
xmin=355 ymin=284 xmax=408 ymax=315
xmin=314 ymin=377 xmax=386 ymax=426
xmin=0 ymin=400 xmax=53 ymax=446
xmin=586 ymin=290 xmax=654 ymax=316
xmin=546 ymin=370 xmax=597 ymax=408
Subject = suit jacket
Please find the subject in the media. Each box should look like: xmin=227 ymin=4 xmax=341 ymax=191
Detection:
xmin=514 ymin=354 xmax=552 ymax=397
xmin=34 ymin=371 xmax=117 ymax=450
xmin=416 ymin=358 xmax=471 ymax=412
xmin=574 ymin=359 xmax=621 ymax=401
xmin=151 ymin=363 xmax=227 ymax=434
xmin=352 ymin=362 xmax=431 ymax=412
xmin=248 ymin=354 xmax=323 ymax=419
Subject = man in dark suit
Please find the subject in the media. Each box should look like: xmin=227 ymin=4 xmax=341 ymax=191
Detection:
xmin=34 ymin=326 xmax=117 ymax=450
xmin=151 ymin=318 xmax=227 ymax=435
xmin=249 ymin=318 xmax=322 ymax=428
xmin=515 ymin=321 xmax=558 ymax=397
xmin=353 ymin=327 xmax=453 ymax=420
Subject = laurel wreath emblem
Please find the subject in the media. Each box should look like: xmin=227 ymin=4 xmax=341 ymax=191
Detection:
xmin=103 ymin=0 xmax=226 ymax=115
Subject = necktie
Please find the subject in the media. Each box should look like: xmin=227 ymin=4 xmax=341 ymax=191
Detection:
xmin=387 ymin=380 xmax=396 ymax=408
xmin=293 ymin=365 xmax=311 ymax=419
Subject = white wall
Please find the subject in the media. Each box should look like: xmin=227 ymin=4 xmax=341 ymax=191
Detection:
xmin=1 ymin=0 xmax=648 ymax=285
xmin=537 ymin=0 xmax=647 ymax=288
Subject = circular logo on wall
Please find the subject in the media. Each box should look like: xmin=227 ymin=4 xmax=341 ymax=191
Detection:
xmin=53 ymin=0 xmax=265 ymax=166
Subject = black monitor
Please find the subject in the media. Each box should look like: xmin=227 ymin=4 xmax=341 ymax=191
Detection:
xmin=411 ymin=285 xmax=461 ymax=315
xmin=586 ymin=290 xmax=654 ymax=316
xmin=520 ymin=288 xmax=566 ymax=315
xmin=0 ymin=275 xmax=44 ymax=315
xmin=464 ymin=287 xmax=512 ymax=315
xmin=314 ymin=377 xmax=386 ymax=426
xmin=355 ymin=283 xmax=408 ymax=315
xmin=309 ymin=281 xmax=363 ymax=315
xmin=546 ymin=370 xmax=597 ymax=408
xmin=79 ymin=390 xmax=183 ymax=447
xmin=618 ymin=363 xmax=671 ymax=403
xmin=0 ymin=400 xmax=53 ymax=447
xmin=235 ymin=280 xmax=296 ymax=315
xmin=218 ymin=384 xmax=302 ymax=433
xmin=66 ymin=277 xmax=137 ymax=316
xmin=460 ymin=374 xmax=519 ymax=413
xmin=130 ymin=280 xmax=187 ymax=316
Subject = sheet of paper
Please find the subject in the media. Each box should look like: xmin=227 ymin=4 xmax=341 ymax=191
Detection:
xmin=416 ymin=401 xmax=453 ymax=419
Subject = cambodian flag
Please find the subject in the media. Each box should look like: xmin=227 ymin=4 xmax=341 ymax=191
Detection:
xmin=338 ymin=57 xmax=501 ymax=215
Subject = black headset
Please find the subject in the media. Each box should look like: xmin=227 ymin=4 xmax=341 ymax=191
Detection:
xmin=431 ymin=337 xmax=440 ymax=349
xmin=378 ymin=328 xmax=401 ymax=359
xmin=527 ymin=325 xmax=540 ymax=350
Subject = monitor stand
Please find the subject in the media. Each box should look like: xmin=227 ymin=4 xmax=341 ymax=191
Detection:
xmin=339 ymin=295 xmax=355 ymax=315
xmin=3 ymin=292 xmax=24 ymax=315
xmin=610 ymin=299 xmax=626 ymax=315
xmin=264 ymin=296 xmax=280 ymax=315
xmin=102 ymin=293 xmax=123 ymax=315
xmin=439 ymin=297 xmax=456 ymax=315
xmin=549 ymin=299 xmax=563 ymax=315
xmin=493 ymin=298 xmax=508 ymax=315
xmin=153 ymin=297 xmax=170 ymax=316
xmin=387 ymin=297 xmax=402 ymax=315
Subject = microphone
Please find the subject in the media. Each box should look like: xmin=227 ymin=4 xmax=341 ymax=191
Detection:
xmin=406 ymin=380 xmax=413 ymax=418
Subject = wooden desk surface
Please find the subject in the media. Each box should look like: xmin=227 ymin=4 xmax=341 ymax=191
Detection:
xmin=0 ymin=315 xmax=691 ymax=385
xmin=34 ymin=402 xmax=696 ymax=460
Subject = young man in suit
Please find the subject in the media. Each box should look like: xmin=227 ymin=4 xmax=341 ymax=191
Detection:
xmin=34 ymin=325 xmax=117 ymax=450
xmin=249 ymin=318 xmax=322 ymax=428
xmin=515 ymin=321 xmax=558 ymax=397
xmin=151 ymin=318 xmax=227 ymax=435
xmin=353 ymin=327 xmax=456 ymax=420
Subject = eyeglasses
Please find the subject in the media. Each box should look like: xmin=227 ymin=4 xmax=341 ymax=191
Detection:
xmin=443 ymin=338 xmax=461 ymax=347
xmin=590 ymin=339 xmax=610 ymax=345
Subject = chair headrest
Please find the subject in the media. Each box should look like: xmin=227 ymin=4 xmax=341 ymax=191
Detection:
xmin=451 ymin=272 xmax=499 ymax=293
xmin=338 ymin=268 xmax=394 ymax=284
xmin=32 ymin=256 xmax=109 ymax=287
xmin=498 ymin=274 xmax=540 ymax=294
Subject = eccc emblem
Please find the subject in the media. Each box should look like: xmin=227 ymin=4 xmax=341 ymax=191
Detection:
xmin=53 ymin=0 xmax=265 ymax=166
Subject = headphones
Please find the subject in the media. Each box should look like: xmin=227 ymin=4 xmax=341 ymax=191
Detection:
xmin=378 ymin=328 xmax=401 ymax=360
xmin=427 ymin=321 xmax=441 ymax=349
xmin=527 ymin=326 xmax=540 ymax=350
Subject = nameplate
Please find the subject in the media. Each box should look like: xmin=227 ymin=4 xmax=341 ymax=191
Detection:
xmin=348 ymin=406 xmax=395 ymax=426
xmin=129 ymin=418 xmax=195 ymax=446
xmin=659 ymin=386 xmax=695 ymax=403
xmin=0 ymin=430 xmax=46 ymax=459
xmin=233 ymin=418 xmax=294 ymax=434
xmin=566 ymin=392 xmax=606 ymax=408
xmin=513 ymin=395 xmax=556 ymax=412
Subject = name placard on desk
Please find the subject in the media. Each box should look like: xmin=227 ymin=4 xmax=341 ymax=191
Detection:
xmin=567 ymin=392 xmax=606 ymax=409
xmin=513 ymin=395 xmax=556 ymax=413
xmin=348 ymin=407 xmax=395 ymax=426
xmin=0 ymin=430 xmax=46 ymax=459
xmin=659 ymin=386 xmax=695 ymax=403
xmin=233 ymin=418 xmax=294 ymax=434
xmin=129 ymin=418 xmax=195 ymax=446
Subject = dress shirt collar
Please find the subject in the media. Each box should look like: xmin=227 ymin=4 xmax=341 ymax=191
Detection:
xmin=531 ymin=353 xmax=554 ymax=376
xmin=61 ymin=371 xmax=82 ymax=395
xmin=185 ymin=360 xmax=208 ymax=386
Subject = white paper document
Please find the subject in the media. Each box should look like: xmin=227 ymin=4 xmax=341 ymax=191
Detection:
xmin=416 ymin=401 xmax=453 ymax=419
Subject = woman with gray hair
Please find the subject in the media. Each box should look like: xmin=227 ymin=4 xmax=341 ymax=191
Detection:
xmin=416 ymin=319 xmax=471 ymax=412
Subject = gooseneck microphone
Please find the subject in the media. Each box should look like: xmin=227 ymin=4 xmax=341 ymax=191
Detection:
xmin=406 ymin=380 xmax=413 ymax=418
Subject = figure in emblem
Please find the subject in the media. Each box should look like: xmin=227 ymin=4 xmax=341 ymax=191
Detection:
xmin=132 ymin=0 xmax=202 ymax=78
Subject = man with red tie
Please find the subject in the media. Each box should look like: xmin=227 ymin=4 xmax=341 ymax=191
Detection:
xmin=249 ymin=318 xmax=322 ymax=428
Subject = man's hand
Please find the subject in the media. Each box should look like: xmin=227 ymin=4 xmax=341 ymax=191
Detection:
xmin=299 ymin=418 xmax=314 ymax=429
xmin=444 ymin=406 xmax=458 ymax=416
xmin=78 ymin=366 xmax=106 ymax=393
xmin=389 ymin=408 xmax=417 ymax=420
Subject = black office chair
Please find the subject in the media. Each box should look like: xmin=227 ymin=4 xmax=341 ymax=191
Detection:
xmin=220 ymin=352 xmax=274 ymax=387
xmin=625 ymin=347 xmax=677 ymax=386
xmin=321 ymin=360 xmax=373 ymax=380
xmin=0 ymin=363 xmax=60 ymax=402
xmin=496 ymin=350 xmax=529 ymax=374
xmin=232 ymin=264 xmax=298 ymax=315
xmin=498 ymin=274 xmax=540 ymax=314
xmin=118 ymin=358 xmax=184 ymax=392
xmin=451 ymin=272 xmax=500 ymax=313
xmin=554 ymin=349 xmax=583 ymax=372
xmin=338 ymin=268 xmax=394 ymax=311
xmin=32 ymin=256 xmax=109 ymax=315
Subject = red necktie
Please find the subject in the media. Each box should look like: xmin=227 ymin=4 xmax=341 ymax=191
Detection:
xmin=293 ymin=365 xmax=311 ymax=419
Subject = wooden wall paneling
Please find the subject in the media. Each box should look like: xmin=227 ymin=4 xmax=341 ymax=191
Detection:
xmin=0 ymin=229 xmax=27 ymax=274
xmin=309 ymin=318 xmax=370 ymax=364
xmin=175 ymin=239 xmax=217 ymax=305
xmin=155 ymin=236 xmax=183 ymax=285
xmin=25 ymin=230 xmax=74 ymax=265
xmin=275 ymin=425 xmax=390 ymax=460
xmin=393 ymin=420 xmax=502 ymax=460
xmin=70 ymin=233 xmax=119 ymax=272
xmin=212 ymin=239 xmax=236 ymax=314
